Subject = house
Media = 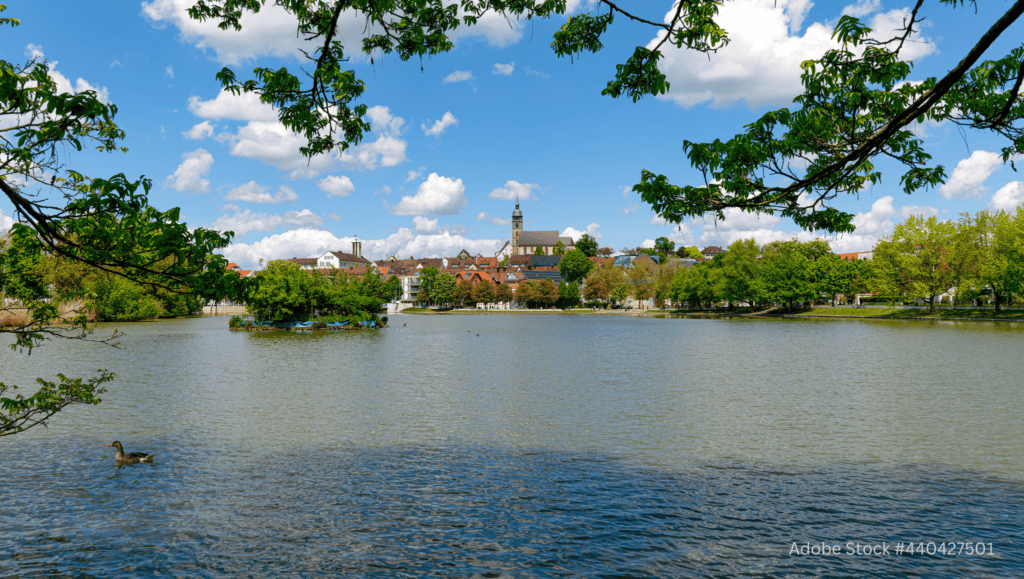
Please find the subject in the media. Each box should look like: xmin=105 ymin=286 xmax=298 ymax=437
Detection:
xmin=521 ymin=270 xmax=565 ymax=284
xmin=611 ymin=254 xmax=660 ymax=269
xmin=495 ymin=241 xmax=513 ymax=260
xmin=836 ymin=251 xmax=873 ymax=261
xmin=700 ymin=246 xmax=724 ymax=260
xmin=226 ymin=262 xmax=241 ymax=272
xmin=317 ymin=240 xmax=372 ymax=269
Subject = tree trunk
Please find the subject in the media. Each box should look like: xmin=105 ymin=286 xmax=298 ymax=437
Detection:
xmin=928 ymin=294 xmax=936 ymax=314
xmin=994 ymin=291 xmax=1002 ymax=314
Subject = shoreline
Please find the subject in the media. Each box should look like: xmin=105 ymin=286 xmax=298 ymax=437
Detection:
xmin=400 ymin=307 xmax=1024 ymax=323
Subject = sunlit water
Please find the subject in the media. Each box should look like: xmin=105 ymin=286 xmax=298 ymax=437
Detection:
xmin=2 ymin=314 xmax=1022 ymax=577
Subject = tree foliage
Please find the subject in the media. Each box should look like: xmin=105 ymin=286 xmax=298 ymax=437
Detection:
xmin=558 ymin=248 xmax=594 ymax=283
xmin=872 ymin=215 xmax=962 ymax=313
xmin=639 ymin=2 xmax=1024 ymax=233
xmin=1 ymin=6 xmax=245 ymax=436
xmin=575 ymin=233 xmax=599 ymax=257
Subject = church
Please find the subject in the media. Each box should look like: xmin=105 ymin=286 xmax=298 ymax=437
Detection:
xmin=509 ymin=198 xmax=576 ymax=256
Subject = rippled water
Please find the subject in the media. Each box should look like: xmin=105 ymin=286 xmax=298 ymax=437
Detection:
xmin=2 ymin=314 xmax=1023 ymax=577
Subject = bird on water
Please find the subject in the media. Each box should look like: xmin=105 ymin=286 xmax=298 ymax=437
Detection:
xmin=108 ymin=441 xmax=156 ymax=464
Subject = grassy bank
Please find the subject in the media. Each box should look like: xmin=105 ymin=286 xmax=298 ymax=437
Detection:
xmin=796 ymin=308 xmax=1024 ymax=321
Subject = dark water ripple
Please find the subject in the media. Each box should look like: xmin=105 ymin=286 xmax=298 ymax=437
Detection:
xmin=2 ymin=442 xmax=1021 ymax=578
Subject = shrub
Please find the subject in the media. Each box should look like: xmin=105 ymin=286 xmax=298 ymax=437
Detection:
xmin=229 ymin=315 xmax=243 ymax=328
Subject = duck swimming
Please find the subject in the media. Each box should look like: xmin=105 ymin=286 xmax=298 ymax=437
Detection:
xmin=108 ymin=441 xmax=155 ymax=464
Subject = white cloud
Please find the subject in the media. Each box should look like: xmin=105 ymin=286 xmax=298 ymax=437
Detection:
xmin=648 ymin=214 xmax=672 ymax=226
xmin=164 ymin=148 xmax=214 ymax=193
xmin=641 ymin=223 xmax=697 ymax=249
xmin=387 ymin=173 xmax=467 ymax=216
xmin=208 ymin=208 xmax=324 ymax=237
xmin=489 ymin=180 xmax=539 ymax=201
xmin=412 ymin=216 xmax=441 ymax=234
xmin=337 ymin=106 xmax=408 ymax=170
xmin=649 ymin=1 xmax=935 ymax=110
xmin=0 ymin=209 xmax=14 ymax=232
xmin=187 ymin=90 xmax=335 ymax=178
xmin=221 ymin=203 xmax=241 ymax=212
xmin=407 ymin=167 xmax=425 ymax=182
xmin=165 ymin=65 xmax=174 ymax=78
xmin=227 ymin=121 xmax=335 ymax=178
xmin=841 ymin=0 xmax=881 ymax=18
xmin=938 ymin=150 xmax=1003 ymax=199
xmin=622 ymin=203 xmax=638 ymax=216
xmin=224 ymin=181 xmax=298 ymax=204
xmin=477 ymin=212 xmax=511 ymax=226
xmin=183 ymin=120 xmax=216 ymax=140
xmin=422 ymin=112 xmax=459 ymax=137
xmin=27 ymin=45 xmax=111 ymax=103
xmin=375 ymin=185 xmax=392 ymax=196
xmin=443 ymin=70 xmax=474 ymax=84
xmin=493 ymin=62 xmax=514 ymax=75
xmin=318 ymin=175 xmax=355 ymax=198
xmin=990 ymin=181 xmax=1024 ymax=212
xmin=524 ymin=67 xmax=551 ymax=79
xmin=561 ymin=223 xmax=602 ymax=241
xmin=188 ymin=90 xmax=278 ymax=122
xmin=622 ymin=185 xmax=632 ymax=198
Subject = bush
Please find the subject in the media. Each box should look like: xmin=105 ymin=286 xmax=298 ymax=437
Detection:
xmin=229 ymin=315 xmax=243 ymax=328
xmin=90 ymin=277 xmax=164 ymax=321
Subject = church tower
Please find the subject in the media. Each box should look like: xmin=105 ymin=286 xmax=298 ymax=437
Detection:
xmin=512 ymin=196 xmax=523 ymax=254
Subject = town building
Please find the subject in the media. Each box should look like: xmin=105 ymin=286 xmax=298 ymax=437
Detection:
xmin=316 ymin=240 xmax=372 ymax=269
xmin=510 ymin=197 xmax=575 ymax=255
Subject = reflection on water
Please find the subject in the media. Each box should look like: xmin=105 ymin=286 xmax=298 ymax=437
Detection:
xmin=2 ymin=315 xmax=1023 ymax=576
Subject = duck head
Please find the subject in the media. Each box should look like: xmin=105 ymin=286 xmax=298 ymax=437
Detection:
xmin=108 ymin=441 xmax=123 ymax=450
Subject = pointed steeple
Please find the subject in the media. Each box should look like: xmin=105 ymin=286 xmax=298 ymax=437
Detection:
xmin=512 ymin=195 xmax=522 ymax=218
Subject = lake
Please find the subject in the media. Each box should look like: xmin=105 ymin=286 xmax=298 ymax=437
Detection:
xmin=2 ymin=314 xmax=1022 ymax=577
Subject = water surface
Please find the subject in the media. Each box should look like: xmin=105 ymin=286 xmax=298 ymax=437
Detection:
xmin=2 ymin=315 xmax=1022 ymax=577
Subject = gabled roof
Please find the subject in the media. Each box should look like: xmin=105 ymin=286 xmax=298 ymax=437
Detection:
xmin=323 ymin=251 xmax=371 ymax=265
xmin=700 ymin=246 xmax=724 ymax=255
xmin=287 ymin=257 xmax=318 ymax=266
xmin=510 ymin=255 xmax=531 ymax=266
xmin=518 ymin=230 xmax=561 ymax=246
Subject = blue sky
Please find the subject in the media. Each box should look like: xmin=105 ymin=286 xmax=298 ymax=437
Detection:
xmin=3 ymin=0 xmax=1023 ymax=267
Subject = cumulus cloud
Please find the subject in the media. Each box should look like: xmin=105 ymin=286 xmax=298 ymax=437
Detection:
xmin=642 ymin=223 xmax=696 ymax=249
xmin=164 ymin=148 xmax=214 ymax=193
xmin=489 ymin=180 xmax=539 ymax=201
xmin=318 ymin=175 xmax=355 ymax=198
xmin=443 ymin=70 xmax=474 ymax=84
xmin=208 ymin=208 xmax=324 ymax=237
xmin=188 ymin=90 xmax=278 ymax=122
xmin=561 ymin=223 xmax=602 ymax=241
xmin=224 ymin=181 xmax=298 ymax=204
xmin=188 ymin=90 xmax=333 ymax=178
xmin=842 ymin=0 xmax=881 ymax=18
xmin=990 ymin=181 xmax=1024 ymax=212
xmin=183 ymin=120 xmax=216 ymax=140
xmin=165 ymin=65 xmax=174 ymax=78
xmin=27 ymin=45 xmax=111 ymax=103
xmin=622 ymin=203 xmax=638 ymax=216
xmin=223 ymin=228 xmax=502 ymax=268
xmin=938 ymin=150 xmax=1003 ymax=199
xmin=524 ymin=67 xmax=551 ymax=79
xmin=649 ymin=0 xmax=934 ymax=110
xmin=422 ymin=112 xmax=459 ymax=137
xmin=0 ymin=209 xmax=14 ymax=232
xmin=407 ymin=167 xmax=425 ymax=182
xmin=387 ymin=173 xmax=467 ymax=216
xmin=622 ymin=185 xmax=632 ymax=199
xmin=492 ymin=62 xmax=514 ymax=75
xmin=476 ymin=212 xmax=511 ymax=227
xmin=412 ymin=215 xmax=441 ymax=234
xmin=337 ymin=105 xmax=408 ymax=170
